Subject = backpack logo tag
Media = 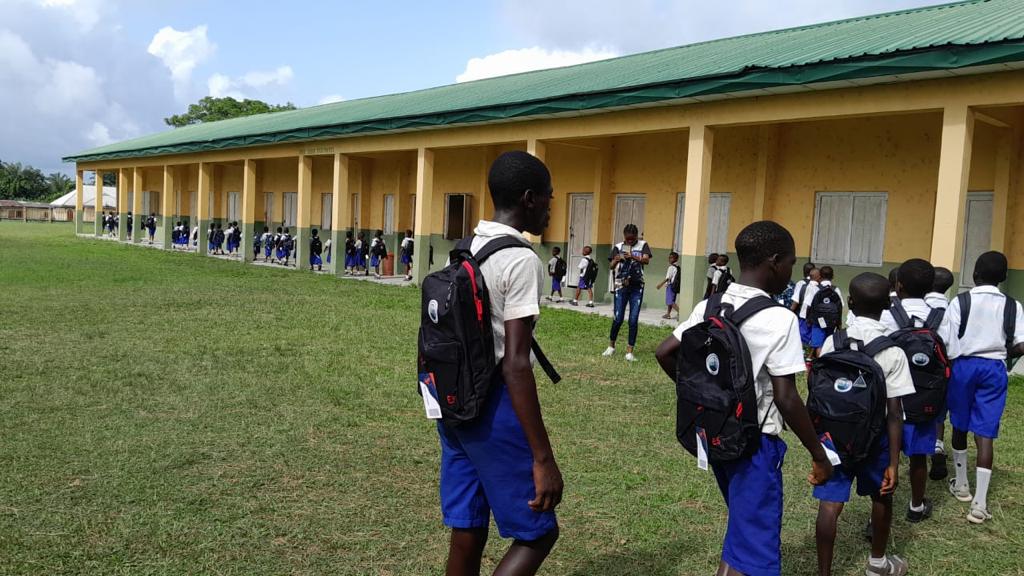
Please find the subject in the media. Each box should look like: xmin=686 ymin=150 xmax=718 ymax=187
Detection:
xmin=823 ymin=297 xmax=831 ymax=304
xmin=428 ymin=299 xmax=440 ymax=324
xmin=705 ymin=353 xmax=720 ymax=376
xmin=834 ymin=378 xmax=854 ymax=393
xmin=912 ymin=352 xmax=930 ymax=367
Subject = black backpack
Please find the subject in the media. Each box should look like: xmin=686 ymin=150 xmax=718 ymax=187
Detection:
xmin=956 ymin=291 xmax=1018 ymax=369
xmin=406 ymin=238 xmax=414 ymax=257
xmin=374 ymin=239 xmax=387 ymax=257
xmin=418 ymin=235 xmax=560 ymax=426
xmin=675 ymin=293 xmax=778 ymax=463
xmin=554 ymin=257 xmax=567 ymax=279
xmin=807 ymin=331 xmax=894 ymax=467
xmin=310 ymin=236 xmax=322 ymax=254
xmin=714 ymin=267 xmax=734 ymax=293
xmin=670 ymin=264 xmax=681 ymax=294
xmin=345 ymin=238 xmax=356 ymax=256
xmin=615 ymin=241 xmax=647 ymax=286
xmin=809 ymin=285 xmax=843 ymax=330
xmin=888 ymin=301 xmax=951 ymax=423
xmin=583 ymin=256 xmax=599 ymax=284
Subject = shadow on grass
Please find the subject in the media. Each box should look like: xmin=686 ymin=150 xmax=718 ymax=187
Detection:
xmin=566 ymin=540 xmax=698 ymax=576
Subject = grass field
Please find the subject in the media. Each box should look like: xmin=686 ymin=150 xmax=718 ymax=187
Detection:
xmin=2 ymin=221 xmax=1024 ymax=575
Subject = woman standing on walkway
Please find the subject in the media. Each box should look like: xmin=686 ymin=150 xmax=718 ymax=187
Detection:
xmin=603 ymin=223 xmax=651 ymax=362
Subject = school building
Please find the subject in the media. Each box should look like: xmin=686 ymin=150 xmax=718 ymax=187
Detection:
xmin=64 ymin=0 xmax=1024 ymax=309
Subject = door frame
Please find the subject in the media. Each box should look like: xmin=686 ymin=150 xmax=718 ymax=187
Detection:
xmin=960 ymin=191 xmax=994 ymax=288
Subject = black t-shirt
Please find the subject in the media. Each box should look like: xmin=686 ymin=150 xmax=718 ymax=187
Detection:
xmin=610 ymin=240 xmax=653 ymax=285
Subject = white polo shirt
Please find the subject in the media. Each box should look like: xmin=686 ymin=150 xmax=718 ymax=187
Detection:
xmin=947 ymin=285 xmax=1024 ymax=360
xmin=797 ymin=280 xmax=820 ymax=318
xmin=881 ymin=297 xmax=961 ymax=359
xmin=673 ymin=283 xmax=806 ymax=436
xmin=469 ymin=220 xmax=545 ymax=364
xmin=821 ymin=316 xmax=915 ymax=400
xmin=925 ymin=292 xmax=949 ymax=310
xmin=665 ymin=264 xmax=678 ymax=283
xmin=791 ymin=277 xmax=809 ymax=315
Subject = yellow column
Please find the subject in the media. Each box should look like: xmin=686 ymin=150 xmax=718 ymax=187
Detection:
xmin=295 ymin=155 xmax=312 ymax=269
xmin=413 ymin=147 xmax=435 ymax=283
xmin=525 ymin=139 xmax=546 ymax=245
xmin=197 ymin=162 xmax=212 ymax=256
xmin=991 ymin=127 xmax=1017 ymax=253
xmin=240 ymin=159 xmax=256 ymax=262
xmin=75 ymin=169 xmax=84 ymax=235
xmin=753 ymin=125 xmax=778 ymax=221
xmin=477 ymin=147 xmax=495 ymax=227
xmin=132 ymin=168 xmax=143 ymax=243
xmin=591 ymin=144 xmax=614 ymax=298
xmin=929 ymin=105 xmax=975 ymax=278
xmin=160 ymin=165 xmax=175 ymax=248
xmin=679 ymin=124 xmax=715 ymax=310
xmin=93 ymin=171 xmax=104 ymax=237
xmin=117 ymin=168 xmax=129 ymax=241
xmin=331 ymin=153 xmax=350 ymax=275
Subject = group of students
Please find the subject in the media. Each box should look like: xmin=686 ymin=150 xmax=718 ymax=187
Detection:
xmin=204 ymin=222 xmax=241 ymax=256
xmin=170 ymin=221 xmax=197 ymax=250
xmin=101 ymin=212 xmax=119 ymax=238
xmin=255 ymin=226 xmax=296 ymax=265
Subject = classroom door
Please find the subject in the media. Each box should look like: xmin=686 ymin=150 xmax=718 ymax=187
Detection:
xmin=674 ymin=192 xmax=732 ymax=255
xmin=264 ymin=192 xmax=274 ymax=226
xmin=283 ymin=192 xmax=297 ymax=228
xmin=227 ymin=192 xmax=240 ymax=222
xmin=321 ymin=193 xmax=333 ymax=230
xmin=383 ymin=194 xmax=395 ymax=235
xmin=567 ymin=194 xmax=593 ymax=287
xmin=960 ymin=192 xmax=993 ymax=288
xmin=351 ymin=193 xmax=361 ymax=230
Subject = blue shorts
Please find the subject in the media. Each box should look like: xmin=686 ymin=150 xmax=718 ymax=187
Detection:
xmin=949 ymin=356 xmax=1008 ymax=439
xmin=551 ymin=278 xmax=562 ymax=292
xmin=711 ymin=434 xmax=787 ymax=576
xmin=814 ymin=437 xmax=890 ymax=502
xmin=264 ymin=244 xmax=272 ymax=256
xmin=437 ymin=379 xmax=557 ymax=541
xmin=277 ymin=248 xmax=286 ymax=259
xmin=902 ymin=419 xmax=938 ymax=456
xmin=799 ymin=320 xmax=812 ymax=346
xmin=666 ymin=288 xmax=677 ymax=306
xmin=311 ymin=254 xmax=322 ymax=266
xmin=401 ymin=253 xmax=412 ymax=265
xmin=809 ymin=324 xmax=833 ymax=348
xmin=370 ymin=255 xmax=381 ymax=267
xmin=208 ymin=242 xmax=215 ymax=251
xmin=577 ymin=277 xmax=592 ymax=290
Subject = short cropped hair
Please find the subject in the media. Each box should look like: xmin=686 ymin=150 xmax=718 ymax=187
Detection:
xmin=898 ymin=258 xmax=934 ymax=298
xmin=849 ymin=272 xmax=891 ymax=317
xmin=488 ymin=151 xmax=551 ymax=210
xmin=933 ymin=267 xmax=954 ymax=294
xmin=735 ymin=221 xmax=794 ymax=268
xmin=803 ymin=262 xmax=816 ymax=277
xmin=819 ymin=265 xmax=834 ymax=280
xmin=669 ymin=251 xmax=679 ymax=259
xmin=708 ymin=253 xmax=719 ymax=264
xmin=975 ymin=251 xmax=1008 ymax=284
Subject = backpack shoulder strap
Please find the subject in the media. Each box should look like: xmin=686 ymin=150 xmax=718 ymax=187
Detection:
xmin=473 ymin=235 xmax=533 ymax=265
xmin=832 ymin=329 xmax=850 ymax=351
xmin=530 ymin=339 xmax=561 ymax=384
xmin=730 ymin=295 xmax=778 ymax=327
xmin=925 ymin=306 xmax=945 ymax=332
xmin=1004 ymin=294 xmax=1017 ymax=349
xmin=862 ymin=335 xmax=897 ymax=357
xmin=889 ymin=299 xmax=913 ymax=329
xmin=957 ymin=292 xmax=972 ymax=339
xmin=703 ymin=292 xmax=726 ymax=321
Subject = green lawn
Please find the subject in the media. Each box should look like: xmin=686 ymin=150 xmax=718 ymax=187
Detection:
xmin=2 ymin=221 xmax=1023 ymax=575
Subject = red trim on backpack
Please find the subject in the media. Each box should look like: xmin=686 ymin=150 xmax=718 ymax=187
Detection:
xmin=735 ymin=402 xmax=743 ymax=419
xmin=709 ymin=317 xmax=725 ymax=329
xmin=918 ymin=329 xmax=953 ymax=378
xmin=462 ymin=261 xmax=484 ymax=324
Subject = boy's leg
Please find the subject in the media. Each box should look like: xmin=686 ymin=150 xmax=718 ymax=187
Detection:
xmin=446 ymin=527 xmax=488 ymax=576
xmin=908 ymin=455 xmax=929 ymax=511
xmin=870 ymin=494 xmax=894 ymax=562
xmin=903 ymin=420 xmax=936 ymax=519
xmin=491 ymin=527 xmax=559 ymax=576
xmin=815 ymin=502 xmax=844 ymax=576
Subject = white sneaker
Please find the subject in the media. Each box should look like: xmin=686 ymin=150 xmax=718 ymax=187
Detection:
xmin=865 ymin=554 xmax=908 ymax=576
xmin=625 ymin=352 xmax=637 ymax=362
xmin=570 ymin=299 xmax=578 ymax=306
xmin=544 ymin=295 xmax=553 ymax=301
xmin=601 ymin=346 xmax=616 ymax=357
xmin=555 ymin=297 xmax=564 ymax=303
xmin=949 ymin=478 xmax=973 ymax=502
xmin=967 ymin=505 xmax=992 ymax=524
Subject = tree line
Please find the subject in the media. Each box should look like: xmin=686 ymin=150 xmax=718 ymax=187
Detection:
xmin=0 ymin=160 xmax=75 ymax=203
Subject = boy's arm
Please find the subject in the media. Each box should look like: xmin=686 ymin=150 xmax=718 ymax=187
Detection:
xmin=880 ymin=398 xmax=903 ymax=495
xmin=771 ymin=373 xmax=832 ymax=485
xmin=655 ymin=336 xmax=679 ymax=380
xmin=503 ymin=317 xmax=563 ymax=513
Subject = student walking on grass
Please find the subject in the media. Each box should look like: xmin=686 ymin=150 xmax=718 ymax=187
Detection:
xmin=421 ymin=150 xmax=562 ymax=576
xmin=656 ymin=220 xmax=832 ymax=576
xmin=545 ymin=246 xmax=566 ymax=302
xmin=603 ymin=223 xmax=651 ymax=362
xmin=570 ymin=245 xmax=596 ymax=307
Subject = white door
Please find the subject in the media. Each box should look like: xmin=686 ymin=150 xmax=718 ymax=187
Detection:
xmin=960 ymin=192 xmax=994 ymax=288
xmin=190 ymin=190 xmax=197 ymax=223
xmin=227 ymin=192 xmax=240 ymax=222
xmin=283 ymin=193 xmax=297 ymax=228
xmin=567 ymin=194 xmax=593 ymax=286
xmin=175 ymin=190 xmax=182 ymax=216
xmin=142 ymin=191 xmax=153 ymax=216
xmin=612 ymin=195 xmax=646 ymax=239
xmin=383 ymin=194 xmax=395 ymax=235
xmin=321 ymin=193 xmax=333 ymax=230
xmin=352 ymin=193 xmax=361 ymax=230
xmin=264 ymin=192 xmax=274 ymax=225
xmin=675 ymin=193 xmax=732 ymax=255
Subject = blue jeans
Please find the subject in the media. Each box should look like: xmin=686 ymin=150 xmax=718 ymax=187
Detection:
xmin=610 ymin=284 xmax=644 ymax=347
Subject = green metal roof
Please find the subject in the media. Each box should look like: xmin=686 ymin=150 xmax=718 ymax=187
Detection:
xmin=66 ymin=0 xmax=1024 ymax=163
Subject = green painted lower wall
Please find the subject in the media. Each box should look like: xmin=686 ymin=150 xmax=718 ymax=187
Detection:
xmin=117 ymin=211 xmax=128 ymax=241
xmin=75 ymin=210 xmax=83 ymax=234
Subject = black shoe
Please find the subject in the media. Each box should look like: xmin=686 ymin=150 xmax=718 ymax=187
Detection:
xmin=863 ymin=520 xmax=873 ymax=542
xmin=930 ymin=453 xmax=948 ymax=481
xmin=906 ymin=499 xmax=933 ymax=523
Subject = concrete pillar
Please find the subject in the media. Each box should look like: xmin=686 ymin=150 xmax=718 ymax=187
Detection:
xmin=477 ymin=147 xmax=495 ymax=227
xmin=197 ymin=162 xmax=212 ymax=256
xmin=413 ymin=147 xmax=435 ymax=284
xmin=679 ymin=124 xmax=715 ymax=311
xmin=132 ymin=168 xmax=143 ymax=243
xmin=991 ymin=127 xmax=1018 ymax=253
xmin=117 ymin=168 xmax=129 ymax=241
xmin=94 ymin=171 xmax=104 ymax=237
xmin=331 ymin=153 xmax=350 ymax=276
xmin=753 ymin=125 xmax=778 ymax=221
xmin=929 ymin=105 xmax=975 ymax=281
xmin=525 ymin=139 xmax=546 ymax=245
xmin=591 ymin=144 xmax=614 ymax=298
xmin=241 ymin=159 xmax=256 ymax=262
xmin=161 ymin=165 xmax=175 ymax=248
xmin=74 ymin=170 xmax=84 ymax=235
xmin=295 ymin=155 xmax=312 ymax=269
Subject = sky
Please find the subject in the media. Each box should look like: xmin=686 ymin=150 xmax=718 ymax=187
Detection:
xmin=0 ymin=0 xmax=944 ymax=175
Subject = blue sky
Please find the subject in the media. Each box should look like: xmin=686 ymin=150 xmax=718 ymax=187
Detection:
xmin=0 ymin=0 xmax=941 ymax=174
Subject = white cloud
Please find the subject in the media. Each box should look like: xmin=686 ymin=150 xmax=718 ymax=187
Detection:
xmin=37 ymin=0 xmax=104 ymax=32
xmin=207 ymin=65 xmax=294 ymax=99
xmin=36 ymin=59 xmax=102 ymax=114
xmin=317 ymin=94 xmax=345 ymax=105
xmin=456 ymin=46 xmax=618 ymax=83
xmin=85 ymin=121 xmax=112 ymax=146
xmin=147 ymin=25 xmax=216 ymax=101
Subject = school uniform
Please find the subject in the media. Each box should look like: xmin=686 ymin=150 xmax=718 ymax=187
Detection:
xmin=664 ymin=264 xmax=679 ymax=306
xmin=310 ymin=237 xmax=323 ymax=267
xmin=946 ymin=286 xmax=1024 ymax=438
xmin=881 ymin=298 xmax=961 ymax=454
xmin=354 ymin=239 xmax=364 ymax=268
xmin=262 ymin=233 xmax=274 ymax=258
xmin=369 ymin=238 xmax=383 ymax=268
xmin=805 ymin=281 xmax=843 ymax=348
xmin=547 ymin=257 xmax=563 ymax=293
xmin=925 ymin=291 xmax=949 ymax=310
xmin=577 ymin=255 xmax=593 ymax=289
xmin=673 ymin=283 xmax=805 ymax=576
xmin=400 ymin=237 xmax=413 ymax=265
xmin=793 ymin=278 xmax=815 ymax=345
xmin=436 ymin=220 xmax=554 ymax=541
xmin=815 ymin=316 xmax=916 ymax=503
xmin=275 ymin=234 xmax=286 ymax=261
xmin=704 ymin=264 xmax=717 ymax=298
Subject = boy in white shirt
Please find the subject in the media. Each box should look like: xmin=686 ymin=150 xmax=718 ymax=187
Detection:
xmin=655 ymin=221 xmax=832 ymax=576
xmin=815 ymin=272 xmax=913 ymax=576
xmin=570 ymin=245 xmax=596 ymax=307
xmin=926 ymin=266 xmax=953 ymax=310
xmin=805 ymin=266 xmax=844 ymax=355
xmin=796 ymin=267 xmax=821 ymax=347
xmin=655 ymin=251 xmax=680 ymax=319
xmin=545 ymin=246 xmax=565 ymax=302
xmin=946 ymin=251 xmax=1024 ymax=524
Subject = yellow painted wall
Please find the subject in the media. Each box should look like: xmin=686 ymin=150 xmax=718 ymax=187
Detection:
xmin=710 ymin=126 xmax=760 ymax=251
xmin=1006 ymin=123 xmax=1024 ymax=268
xmin=431 ymin=148 xmax=485 ymax=233
xmin=546 ymin=143 xmax=595 ymax=243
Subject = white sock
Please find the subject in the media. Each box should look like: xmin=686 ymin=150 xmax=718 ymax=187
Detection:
xmin=869 ymin=556 xmax=888 ymax=568
xmin=909 ymin=501 xmax=925 ymax=513
xmin=974 ymin=467 xmax=992 ymax=510
xmin=954 ymin=449 xmax=969 ymax=488
xmin=935 ymin=439 xmax=945 ymax=454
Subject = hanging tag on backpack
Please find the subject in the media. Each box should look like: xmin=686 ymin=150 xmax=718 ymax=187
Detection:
xmin=695 ymin=426 xmax=709 ymax=471
xmin=818 ymin=317 xmax=828 ymax=329
xmin=820 ymin=432 xmax=842 ymax=466
xmin=419 ymin=372 xmax=442 ymax=420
